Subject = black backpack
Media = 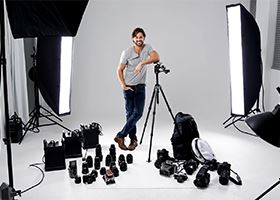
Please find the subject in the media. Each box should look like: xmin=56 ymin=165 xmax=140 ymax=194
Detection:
xmin=171 ymin=112 xmax=200 ymax=160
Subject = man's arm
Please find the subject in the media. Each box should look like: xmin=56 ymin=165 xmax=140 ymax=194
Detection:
xmin=117 ymin=63 xmax=133 ymax=91
xmin=134 ymin=50 xmax=160 ymax=74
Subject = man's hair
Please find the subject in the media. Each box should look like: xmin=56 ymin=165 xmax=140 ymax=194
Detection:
xmin=132 ymin=27 xmax=146 ymax=38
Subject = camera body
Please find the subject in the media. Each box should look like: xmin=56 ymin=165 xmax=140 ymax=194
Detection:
xmin=154 ymin=62 xmax=170 ymax=74
xmin=68 ymin=160 xmax=77 ymax=179
xmin=183 ymin=159 xmax=199 ymax=175
xmin=154 ymin=148 xmax=171 ymax=169
xmin=217 ymin=162 xmax=231 ymax=185
xmin=193 ymin=165 xmax=210 ymax=188
xmin=159 ymin=160 xmax=176 ymax=177
xmin=103 ymin=169 xmax=115 ymax=185
xmin=174 ymin=163 xmax=188 ymax=183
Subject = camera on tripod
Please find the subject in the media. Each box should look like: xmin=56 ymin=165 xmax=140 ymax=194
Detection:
xmin=154 ymin=62 xmax=170 ymax=74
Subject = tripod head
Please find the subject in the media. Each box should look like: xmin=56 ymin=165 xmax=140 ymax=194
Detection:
xmin=154 ymin=62 xmax=170 ymax=74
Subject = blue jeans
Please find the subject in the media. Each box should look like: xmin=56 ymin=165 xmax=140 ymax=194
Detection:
xmin=117 ymin=84 xmax=146 ymax=141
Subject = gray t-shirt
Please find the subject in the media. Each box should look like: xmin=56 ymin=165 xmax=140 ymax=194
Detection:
xmin=119 ymin=44 xmax=153 ymax=85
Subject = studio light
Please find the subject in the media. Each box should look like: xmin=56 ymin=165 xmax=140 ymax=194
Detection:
xmin=225 ymin=4 xmax=262 ymax=124
xmin=246 ymin=105 xmax=280 ymax=147
xmin=245 ymin=88 xmax=280 ymax=199
xmin=1 ymin=0 xmax=88 ymax=198
xmin=37 ymin=36 xmax=73 ymax=116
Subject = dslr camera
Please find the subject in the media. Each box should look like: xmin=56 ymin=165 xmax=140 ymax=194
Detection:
xmin=154 ymin=148 xmax=172 ymax=169
xmin=193 ymin=165 xmax=210 ymax=188
xmin=183 ymin=159 xmax=199 ymax=175
xmin=174 ymin=164 xmax=188 ymax=183
xmin=217 ymin=162 xmax=231 ymax=185
xmin=154 ymin=62 xmax=170 ymax=74
xmin=159 ymin=160 xmax=176 ymax=177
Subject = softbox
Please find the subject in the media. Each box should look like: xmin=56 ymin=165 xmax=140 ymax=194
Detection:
xmin=226 ymin=3 xmax=262 ymax=116
xmin=36 ymin=36 xmax=73 ymax=115
xmin=5 ymin=0 xmax=89 ymax=38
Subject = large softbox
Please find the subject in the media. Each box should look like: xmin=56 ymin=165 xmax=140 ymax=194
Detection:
xmin=226 ymin=4 xmax=262 ymax=116
xmin=36 ymin=36 xmax=73 ymax=115
xmin=5 ymin=0 xmax=88 ymax=115
xmin=6 ymin=0 xmax=89 ymax=38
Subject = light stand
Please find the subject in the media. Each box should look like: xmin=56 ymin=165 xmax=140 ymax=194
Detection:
xmin=139 ymin=62 xmax=176 ymax=162
xmin=0 ymin=0 xmax=20 ymax=198
xmin=255 ymin=178 xmax=280 ymax=200
xmin=223 ymin=101 xmax=261 ymax=128
xmin=19 ymin=47 xmax=71 ymax=144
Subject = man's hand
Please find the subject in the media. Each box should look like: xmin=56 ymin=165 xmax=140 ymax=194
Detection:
xmin=134 ymin=62 xmax=144 ymax=75
xmin=121 ymin=83 xmax=134 ymax=91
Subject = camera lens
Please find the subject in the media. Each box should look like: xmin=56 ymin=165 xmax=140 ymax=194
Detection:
xmin=126 ymin=154 xmax=133 ymax=164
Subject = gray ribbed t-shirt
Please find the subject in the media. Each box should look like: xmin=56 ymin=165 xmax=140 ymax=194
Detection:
xmin=119 ymin=44 xmax=153 ymax=85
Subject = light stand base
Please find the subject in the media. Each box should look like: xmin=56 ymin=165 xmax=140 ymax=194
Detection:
xmin=0 ymin=182 xmax=20 ymax=200
xmin=223 ymin=108 xmax=260 ymax=128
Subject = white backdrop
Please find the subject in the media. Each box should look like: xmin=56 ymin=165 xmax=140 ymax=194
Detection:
xmin=63 ymin=0 xmax=251 ymax=132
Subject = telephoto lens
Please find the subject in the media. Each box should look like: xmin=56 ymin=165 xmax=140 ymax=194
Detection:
xmin=82 ymin=175 xmax=88 ymax=184
xmin=118 ymin=154 xmax=125 ymax=166
xmin=86 ymin=156 xmax=93 ymax=168
xmin=111 ymin=165 xmax=119 ymax=177
xmin=105 ymin=154 xmax=112 ymax=166
xmin=109 ymin=144 xmax=116 ymax=161
xmin=217 ymin=162 xmax=231 ymax=185
xmin=90 ymin=169 xmax=98 ymax=178
xmin=82 ymin=162 xmax=89 ymax=174
xmin=193 ymin=165 xmax=210 ymax=188
xmin=126 ymin=154 xmax=133 ymax=164
xmin=119 ymin=161 xmax=127 ymax=172
xmin=94 ymin=156 xmax=101 ymax=170
xmin=96 ymin=144 xmax=103 ymax=161
xmin=109 ymin=161 xmax=116 ymax=169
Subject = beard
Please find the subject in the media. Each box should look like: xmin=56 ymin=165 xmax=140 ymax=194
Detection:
xmin=134 ymin=40 xmax=144 ymax=47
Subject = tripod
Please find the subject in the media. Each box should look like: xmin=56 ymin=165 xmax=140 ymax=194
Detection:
xmin=19 ymin=48 xmax=71 ymax=144
xmin=139 ymin=62 xmax=176 ymax=162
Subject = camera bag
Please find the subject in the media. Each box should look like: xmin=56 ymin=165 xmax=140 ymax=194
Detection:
xmin=170 ymin=112 xmax=200 ymax=160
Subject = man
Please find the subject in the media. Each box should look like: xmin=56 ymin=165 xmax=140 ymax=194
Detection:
xmin=115 ymin=27 xmax=160 ymax=151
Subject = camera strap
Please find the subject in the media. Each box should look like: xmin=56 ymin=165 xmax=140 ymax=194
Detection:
xmin=229 ymin=169 xmax=242 ymax=185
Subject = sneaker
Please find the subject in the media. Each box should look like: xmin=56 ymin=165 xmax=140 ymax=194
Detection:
xmin=127 ymin=139 xmax=138 ymax=151
xmin=114 ymin=136 xmax=127 ymax=150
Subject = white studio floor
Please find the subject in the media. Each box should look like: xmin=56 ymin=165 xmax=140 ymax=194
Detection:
xmin=1 ymin=122 xmax=280 ymax=200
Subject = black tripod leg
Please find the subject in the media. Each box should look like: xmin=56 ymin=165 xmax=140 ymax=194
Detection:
xmin=40 ymin=106 xmax=63 ymax=122
xmin=140 ymin=87 xmax=157 ymax=144
xmin=224 ymin=116 xmax=244 ymax=128
xmin=147 ymin=92 xmax=158 ymax=163
xmin=223 ymin=115 xmax=233 ymax=125
xmin=40 ymin=113 xmax=72 ymax=132
xmin=159 ymin=87 xmax=176 ymax=121
xmin=19 ymin=113 xmax=37 ymax=144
